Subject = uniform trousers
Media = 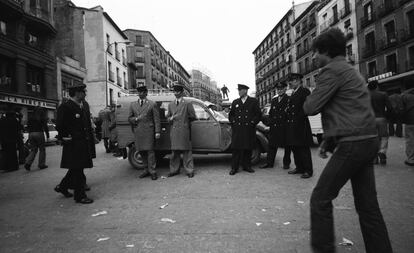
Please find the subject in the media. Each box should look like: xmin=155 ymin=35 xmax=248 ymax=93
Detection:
xmin=310 ymin=138 xmax=392 ymax=253
xmin=266 ymin=147 xmax=291 ymax=167
xmin=291 ymin=146 xmax=313 ymax=175
xmin=170 ymin=150 xmax=194 ymax=174
xmin=231 ymin=149 xmax=252 ymax=171
xmin=60 ymin=168 xmax=87 ymax=201
xmin=140 ymin=150 xmax=156 ymax=174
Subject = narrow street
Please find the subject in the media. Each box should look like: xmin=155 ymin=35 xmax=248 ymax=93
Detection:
xmin=0 ymin=137 xmax=413 ymax=253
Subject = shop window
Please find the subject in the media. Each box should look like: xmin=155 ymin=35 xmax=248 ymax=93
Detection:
xmin=26 ymin=65 xmax=43 ymax=94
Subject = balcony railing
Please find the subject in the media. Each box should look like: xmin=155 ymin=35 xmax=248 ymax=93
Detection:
xmin=360 ymin=12 xmax=376 ymax=29
xmin=117 ymin=76 xmax=122 ymax=86
xmin=362 ymin=46 xmax=376 ymax=59
xmin=340 ymin=5 xmax=352 ymax=19
xmin=108 ymin=71 xmax=115 ymax=82
xmin=378 ymin=2 xmax=396 ymax=18
xmin=329 ymin=15 xmax=340 ymax=26
xmin=135 ymin=57 xmax=145 ymax=63
xmin=380 ymin=34 xmax=398 ymax=50
xmin=383 ymin=64 xmax=399 ymax=75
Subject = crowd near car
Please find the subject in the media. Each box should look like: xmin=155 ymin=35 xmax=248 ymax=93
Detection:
xmin=116 ymin=90 xmax=269 ymax=169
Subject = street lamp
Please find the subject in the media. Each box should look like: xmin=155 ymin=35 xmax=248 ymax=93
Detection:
xmin=105 ymin=40 xmax=131 ymax=106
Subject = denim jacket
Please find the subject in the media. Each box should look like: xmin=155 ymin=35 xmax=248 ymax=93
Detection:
xmin=303 ymin=56 xmax=377 ymax=138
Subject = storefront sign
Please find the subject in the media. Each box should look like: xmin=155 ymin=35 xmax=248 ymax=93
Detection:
xmin=0 ymin=94 xmax=56 ymax=109
xmin=368 ymin=72 xmax=394 ymax=82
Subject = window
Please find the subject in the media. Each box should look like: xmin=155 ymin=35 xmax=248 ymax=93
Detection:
xmin=27 ymin=33 xmax=38 ymax=46
xmin=106 ymin=34 xmax=111 ymax=54
xmin=135 ymin=35 xmax=142 ymax=45
xmin=26 ymin=65 xmax=43 ymax=94
xmin=344 ymin=19 xmax=351 ymax=29
xmin=332 ymin=5 xmax=338 ymax=20
xmin=408 ymin=46 xmax=414 ymax=70
xmin=346 ymin=44 xmax=353 ymax=56
xmin=0 ymin=21 xmax=6 ymax=35
xmin=109 ymin=88 xmax=113 ymax=105
xmin=364 ymin=3 xmax=373 ymax=21
xmin=385 ymin=54 xmax=397 ymax=73
xmin=407 ymin=10 xmax=414 ymax=35
xmin=384 ymin=20 xmax=396 ymax=43
xmin=0 ymin=55 xmax=13 ymax=90
xmin=368 ymin=61 xmax=377 ymax=77
xmin=365 ymin=31 xmax=376 ymax=50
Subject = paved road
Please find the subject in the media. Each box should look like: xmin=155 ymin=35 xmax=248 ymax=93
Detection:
xmin=0 ymin=137 xmax=413 ymax=253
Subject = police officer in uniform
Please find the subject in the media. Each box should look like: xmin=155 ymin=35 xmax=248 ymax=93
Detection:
xmin=54 ymin=84 xmax=95 ymax=204
xmin=229 ymin=84 xmax=261 ymax=175
xmin=260 ymin=81 xmax=291 ymax=169
xmin=286 ymin=73 xmax=313 ymax=179
xmin=128 ymin=85 xmax=161 ymax=180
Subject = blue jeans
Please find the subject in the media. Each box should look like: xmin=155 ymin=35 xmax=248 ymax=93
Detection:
xmin=310 ymin=137 xmax=392 ymax=253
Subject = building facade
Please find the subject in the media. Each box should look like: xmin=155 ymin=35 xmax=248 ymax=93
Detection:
xmin=0 ymin=0 xmax=57 ymax=123
xmin=253 ymin=2 xmax=312 ymax=107
xmin=54 ymin=1 xmax=129 ymax=115
xmin=292 ymin=1 xmax=319 ymax=90
xmin=123 ymin=29 xmax=190 ymax=92
xmin=189 ymin=69 xmax=221 ymax=104
xmin=356 ymin=0 xmax=414 ymax=93
xmin=317 ymin=0 xmax=359 ymax=72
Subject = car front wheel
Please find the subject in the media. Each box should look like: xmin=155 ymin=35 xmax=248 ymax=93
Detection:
xmin=128 ymin=145 xmax=146 ymax=170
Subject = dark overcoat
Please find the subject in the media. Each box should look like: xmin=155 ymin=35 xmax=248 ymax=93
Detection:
xmin=128 ymin=99 xmax=161 ymax=151
xmin=167 ymin=98 xmax=196 ymax=150
xmin=286 ymin=86 xmax=313 ymax=146
xmin=229 ymin=96 xmax=261 ymax=150
xmin=268 ymin=94 xmax=289 ymax=148
xmin=56 ymin=100 xmax=96 ymax=169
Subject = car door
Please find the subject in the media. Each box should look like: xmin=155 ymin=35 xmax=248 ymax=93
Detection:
xmin=191 ymin=102 xmax=221 ymax=150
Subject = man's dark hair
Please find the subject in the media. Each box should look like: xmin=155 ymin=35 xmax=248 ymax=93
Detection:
xmin=367 ymin=80 xmax=378 ymax=90
xmin=312 ymin=28 xmax=346 ymax=58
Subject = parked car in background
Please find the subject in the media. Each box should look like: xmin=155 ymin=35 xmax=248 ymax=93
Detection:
xmin=23 ymin=123 xmax=58 ymax=145
xmin=116 ymin=89 xmax=269 ymax=169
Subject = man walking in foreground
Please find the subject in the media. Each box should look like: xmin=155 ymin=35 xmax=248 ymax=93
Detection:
xmin=228 ymin=84 xmax=261 ymax=175
xmin=128 ymin=85 xmax=161 ymax=180
xmin=304 ymin=28 xmax=392 ymax=253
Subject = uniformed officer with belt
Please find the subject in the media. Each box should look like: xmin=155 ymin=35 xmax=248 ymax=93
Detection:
xmin=128 ymin=85 xmax=161 ymax=180
xmin=229 ymin=84 xmax=261 ymax=175
xmin=285 ymin=73 xmax=313 ymax=179
xmin=260 ymin=81 xmax=291 ymax=169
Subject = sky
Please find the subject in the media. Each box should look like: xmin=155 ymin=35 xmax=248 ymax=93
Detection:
xmin=72 ymin=0 xmax=309 ymax=100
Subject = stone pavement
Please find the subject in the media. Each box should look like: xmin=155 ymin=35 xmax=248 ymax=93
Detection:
xmin=0 ymin=137 xmax=413 ymax=253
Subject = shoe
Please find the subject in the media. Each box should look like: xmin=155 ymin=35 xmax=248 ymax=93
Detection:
xmin=187 ymin=172 xmax=194 ymax=178
xmin=283 ymin=165 xmax=290 ymax=170
xmin=24 ymin=164 xmax=31 ymax=171
xmin=301 ymin=172 xmax=312 ymax=179
xmin=229 ymin=169 xmax=238 ymax=175
xmin=260 ymin=164 xmax=273 ymax=169
xmin=167 ymin=171 xmax=180 ymax=177
xmin=378 ymin=153 xmax=387 ymax=165
xmin=84 ymin=184 xmax=91 ymax=191
xmin=54 ymin=185 xmax=73 ymax=198
xmin=405 ymin=161 xmax=414 ymax=166
xmin=38 ymin=165 xmax=48 ymax=170
xmin=151 ymin=173 xmax=158 ymax=180
xmin=288 ymin=169 xmax=302 ymax=174
xmin=243 ymin=168 xmax=255 ymax=173
xmin=75 ymin=197 xmax=94 ymax=204
xmin=139 ymin=171 xmax=151 ymax=178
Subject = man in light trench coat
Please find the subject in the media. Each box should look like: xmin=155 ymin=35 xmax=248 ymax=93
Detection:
xmin=167 ymin=83 xmax=196 ymax=178
xmin=128 ymin=86 xmax=161 ymax=180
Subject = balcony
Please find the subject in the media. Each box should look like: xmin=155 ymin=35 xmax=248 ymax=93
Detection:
xmin=135 ymin=57 xmax=145 ymax=63
xmin=309 ymin=19 xmax=317 ymax=29
xmin=115 ymin=50 xmax=120 ymax=61
xmin=380 ymin=34 xmax=398 ymax=50
xmin=362 ymin=46 xmax=376 ymax=59
xmin=347 ymin=54 xmax=356 ymax=64
xmin=108 ymin=71 xmax=115 ymax=82
xmin=360 ymin=12 xmax=376 ymax=29
xmin=383 ymin=64 xmax=399 ymax=75
xmin=26 ymin=7 xmax=56 ymax=34
xmin=340 ymin=5 xmax=352 ymax=19
xmin=400 ymin=29 xmax=414 ymax=42
xmin=117 ymin=76 xmax=122 ymax=86
xmin=378 ymin=2 xmax=396 ymax=18
xmin=329 ymin=15 xmax=340 ymax=26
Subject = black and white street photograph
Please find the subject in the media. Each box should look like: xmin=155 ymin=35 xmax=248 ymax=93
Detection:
xmin=1 ymin=0 xmax=414 ymax=252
